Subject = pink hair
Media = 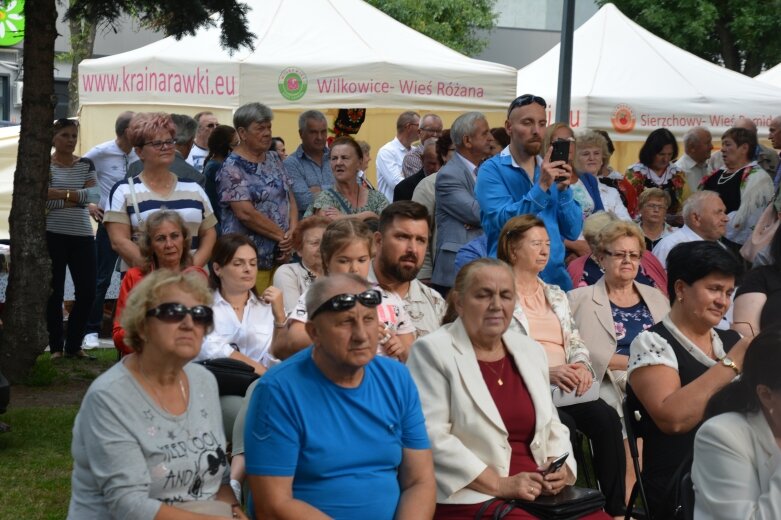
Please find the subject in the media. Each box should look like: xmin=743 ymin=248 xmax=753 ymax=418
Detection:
xmin=128 ymin=112 xmax=176 ymax=148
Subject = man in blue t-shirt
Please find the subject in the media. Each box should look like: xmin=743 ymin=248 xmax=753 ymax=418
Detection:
xmin=245 ymin=273 xmax=435 ymax=519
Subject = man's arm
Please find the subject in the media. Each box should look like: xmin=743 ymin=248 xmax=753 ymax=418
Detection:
xmin=376 ymin=148 xmax=405 ymax=193
xmin=436 ymin=166 xmax=481 ymax=227
xmin=248 ymin=475 xmax=330 ymax=519
xmin=105 ymin=222 xmax=144 ymax=267
xmin=475 ymin=160 xmax=551 ymax=227
xmin=556 ymin=189 xmax=584 ymax=241
xmin=394 ymin=448 xmax=436 ymax=520
xmin=283 ymin=157 xmax=315 ymax=212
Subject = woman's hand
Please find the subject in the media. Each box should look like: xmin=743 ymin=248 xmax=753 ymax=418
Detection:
xmin=379 ymin=326 xmax=408 ymax=361
xmin=496 ymin=471 xmax=545 ymax=501
xmin=572 ymin=363 xmax=593 ymax=396
xmin=538 ymin=458 xmax=570 ymax=496
xmin=88 ymin=203 xmax=104 ymax=222
xmin=261 ymin=286 xmax=286 ymax=322
xmin=549 ymin=364 xmax=580 ymax=393
xmin=321 ymin=207 xmax=342 ymax=221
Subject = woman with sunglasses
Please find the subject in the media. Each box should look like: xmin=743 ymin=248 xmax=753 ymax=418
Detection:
xmin=46 ymin=118 xmax=100 ymax=359
xmin=104 ymin=112 xmax=217 ymax=271
xmin=68 ymin=269 xmax=248 ymax=520
xmin=202 ymin=124 xmax=238 ymax=232
xmin=279 ymin=218 xmax=415 ymax=362
xmin=113 ymin=210 xmax=207 ymax=356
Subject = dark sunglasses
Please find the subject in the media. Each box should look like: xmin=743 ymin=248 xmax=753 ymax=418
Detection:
xmin=146 ymin=303 xmax=214 ymax=326
xmin=508 ymin=94 xmax=547 ymax=116
xmin=310 ymin=290 xmax=382 ymax=319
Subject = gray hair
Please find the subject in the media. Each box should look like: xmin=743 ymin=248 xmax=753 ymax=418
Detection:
xmin=421 ymin=113 xmax=442 ymax=127
xmin=115 ymin=111 xmax=135 ymax=137
xmin=682 ymin=190 xmax=721 ymax=222
xmin=358 ymin=140 xmax=371 ymax=156
xmin=305 ymin=273 xmax=372 ymax=316
xmin=736 ymin=116 xmax=758 ymax=136
xmin=170 ymin=114 xmax=197 ymax=145
xmin=193 ymin=111 xmax=214 ymax=123
xmin=233 ymin=102 xmax=274 ymax=130
xmin=396 ymin=111 xmax=420 ymax=132
xmin=582 ymin=211 xmax=619 ymax=250
xmin=682 ymin=127 xmax=710 ymax=149
xmin=451 ymin=112 xmax=487 ymax=148
xmin=298 ymin=110 xmax=327 ymax=131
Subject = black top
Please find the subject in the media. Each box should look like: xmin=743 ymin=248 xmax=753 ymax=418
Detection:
xmin=627 ymin=322 xmax=740 ymax=517
xmin=393 ymin=169 xmax=427 ymax=202
xmin=702 ymin=166 xmax=749 ymax=213
xmin=735 ymin=265 xmax=781 ymax=330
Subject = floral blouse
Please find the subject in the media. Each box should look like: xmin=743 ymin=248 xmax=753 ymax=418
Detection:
xmin=626 ymin=162 xmax=690 ymax=215
xmin=509 ymin=278 xmax=596 ymax=377
xmin=217 ymin=151 xmax=292 ymax=270
xmin=303 ymin=186 xmax=389 ymax=218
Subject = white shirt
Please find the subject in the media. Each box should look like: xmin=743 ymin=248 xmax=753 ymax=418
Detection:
xmin=83 ymin=139 xmax=139 ymax=209
xmin=186 ymin=143 xmax=209 ymax=172
xmin=597 ymin=182 xmax=632 ymax=220
xmin=197 ymin=290 xmax=277 ymax=367
xmin=376 ymin=137 xmax=410 ymax=201
xmin=651 ymin=224 xmax=707 ymax=268
xmin=676 ymin=153 xmax=711 ymax=190
xmin=272 ymin=262 xmax=317 ymax=315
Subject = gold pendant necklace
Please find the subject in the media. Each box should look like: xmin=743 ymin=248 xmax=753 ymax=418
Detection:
xmin=482 ymin=357 xmax=507 ymax=386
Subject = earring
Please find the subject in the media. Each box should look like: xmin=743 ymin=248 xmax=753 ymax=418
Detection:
xmin=677 ymin=295 xmax=683 ymax=303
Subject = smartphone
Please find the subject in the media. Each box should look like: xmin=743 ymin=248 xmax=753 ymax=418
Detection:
xmin=551 ymin=139 xmax=570 ymax=163
xmin=540 ymin=452 xmax=569 ymax=476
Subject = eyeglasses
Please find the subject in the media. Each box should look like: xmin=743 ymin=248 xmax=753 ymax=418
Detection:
xmin=205 ymin=123 xmax=218 ymax=129
xmin=146 ymin=303 xmax=214 ymax=326
xmin=144 ymin=139 xmax=176 ymax=150
xmin=605 ymin=250 xmax=642 ymax=262
xmin=508 ymin=94 xmax=547 ymax=116
xmin=420 ymin=127 xmax=442 ymax=135
xmin=643 ymin=203 xmax=666 ymax=211
xmin=310 ymin=290 xmax=382 ymax=319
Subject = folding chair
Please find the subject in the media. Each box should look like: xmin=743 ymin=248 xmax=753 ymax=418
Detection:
xmin=623 ymin=395 xmax=650 ymax=520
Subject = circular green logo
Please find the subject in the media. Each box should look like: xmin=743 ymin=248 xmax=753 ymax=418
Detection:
xmin=0 ymin=0 xmax=24 ymax=47
xmin=278 ymin=67 xmax=307 ymax=101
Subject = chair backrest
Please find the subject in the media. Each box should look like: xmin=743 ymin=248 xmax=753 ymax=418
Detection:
xmin=679 ymin=472 xmax=695 ymax=520
xmin=622 ymin=395 xmax=643 ymax=458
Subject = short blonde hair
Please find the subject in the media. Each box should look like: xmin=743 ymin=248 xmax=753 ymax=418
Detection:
xmin=638 ymin=187 xmax=671 ymax=209
xmin=497 ymin=215 xmax=546 ymax=264
xmin=582 ymin=211 xmax=619 ymax=251
xmin=596 ymin=220 xmax=646 ymax=256
xmin=121 ymin=269 xmax=213 ymax=352
xmin=575 ymin=130 xmax=610 ymax=171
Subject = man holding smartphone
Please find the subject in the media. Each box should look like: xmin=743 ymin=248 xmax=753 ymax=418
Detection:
xmin=475 ymin=94 xmax=583 ymax=290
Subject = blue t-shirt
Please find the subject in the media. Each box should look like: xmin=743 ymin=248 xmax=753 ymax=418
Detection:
xmin=244 ymin=347 xmax=430 ymax=519
xmin=610 ymin=300 xmax=654 ymax=356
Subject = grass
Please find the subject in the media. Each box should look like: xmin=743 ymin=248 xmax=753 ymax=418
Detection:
xmin=0 ymin=349 xmax=117 ymax=520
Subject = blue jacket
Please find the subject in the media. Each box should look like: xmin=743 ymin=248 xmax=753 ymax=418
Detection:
xmin=475 ymin=151 xmax=583 ymax=291
xmin=579 ymin=172 xmax=605 ymax=213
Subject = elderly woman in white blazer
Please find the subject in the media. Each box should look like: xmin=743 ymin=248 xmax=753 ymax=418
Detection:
xmin=407 ymin=258 xmax=583 ymax=520
xmin=567 ymin=220 xmax=670 ymax=416
xmin=692 ymin=329 xmax=781 ymax=520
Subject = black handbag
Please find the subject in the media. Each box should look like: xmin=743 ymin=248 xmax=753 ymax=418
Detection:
xmin=475 ymin=486 xmax=605 ymax=520
xmin=196 ymin=358 xmax=259 ymax=396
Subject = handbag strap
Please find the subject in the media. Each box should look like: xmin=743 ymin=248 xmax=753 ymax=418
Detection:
xmin=474 ymin=498 xmax=501 ymax=520
xmin=328 ymin=188 xmax=354 ymax=215
xmin=127 ymin=175 xmax=145 ymax=231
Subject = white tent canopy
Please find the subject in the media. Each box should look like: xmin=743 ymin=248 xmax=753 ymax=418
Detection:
xmin=79 ymin=0 xmax=517 ymax=111
xmin=755 ymin=62 xmax=781 ymax=87
xmin=516 ymin=3 xmax=781 ymax=141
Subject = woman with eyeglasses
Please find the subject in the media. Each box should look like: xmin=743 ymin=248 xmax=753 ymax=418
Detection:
xmin=103 ymin=112 xmax=217 ymax=271
xmin=217 ymin=102 xmax=298 ymax=293
xmin=46 ymin=118 xmax=100 ymax=359
xmin=498 ymin=215 xmax=627 ymax=518
xmin=568 ymin=220 xmax=670 ymax=499
xmin=626 ymin=241 xmax=749 ymax=518
xmin=68 ymin=269 xmax=248 ymax=520
xmin=113 ymin=210 xmax=207 ymax=356
xmin=636 ymin=188 xmax=676 ymax=251
xmin=202 ymin=124 xmax=238 ymax=232
xmin=279 ymin=218 xmax=415 ymax=362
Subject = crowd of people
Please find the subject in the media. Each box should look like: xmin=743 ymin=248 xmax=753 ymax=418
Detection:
xmin=55 ymin=97 xmax=781 ymax=519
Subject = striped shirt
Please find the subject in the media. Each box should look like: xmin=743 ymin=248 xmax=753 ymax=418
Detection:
xmin=46 ymin=158 xmax=99 ymax=236
xmin=104 ymin=174 xmax=217 ymax=249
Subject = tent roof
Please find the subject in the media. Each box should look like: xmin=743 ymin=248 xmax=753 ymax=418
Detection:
xmin=79 ymin=0 xmax=516 ymax=110
xmin=755 ymin=62 xmax=781 ymax=86
xmin=517 ymin=3 xmax=781 ymax=119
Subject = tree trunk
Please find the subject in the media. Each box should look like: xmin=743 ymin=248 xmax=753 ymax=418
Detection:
xmin=0 ymin=0 xmax=58 ymax=383
xmin=67 ymin=4 xmax=96 ymax=116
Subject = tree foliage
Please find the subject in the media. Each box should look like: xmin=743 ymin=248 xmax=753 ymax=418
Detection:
xmin=601 ymin=0 xmax=781 ymax=76
xmin=0 ymin=1 xmax=254 ymax=384
xmin=367 ymin=0 xmax=496 ymax=57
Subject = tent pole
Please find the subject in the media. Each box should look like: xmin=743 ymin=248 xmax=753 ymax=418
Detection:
xmin=555 ymin=0 xmax=575 ymax=124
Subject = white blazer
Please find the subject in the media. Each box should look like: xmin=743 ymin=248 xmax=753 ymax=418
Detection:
xmin=567 ymin=278 xmax=670 ymax=383
xmin=692 ymin=411 xmax=781 ymax=519
xmin=407 ymin=319 xmax=576 ymax=504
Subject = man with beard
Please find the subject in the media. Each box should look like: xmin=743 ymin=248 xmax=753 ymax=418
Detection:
xmin=369 ymin=201 xmax=446 ymax=338
xmin=475 ymin=94 xmax=582 ymax=290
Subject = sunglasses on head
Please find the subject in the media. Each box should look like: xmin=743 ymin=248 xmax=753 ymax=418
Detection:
xmin=146 ymin=302 xmax=214 ymax=326
xmin=508 ymin=94 xmax=547 ymax=117
xmin=310 ymin=290 xmax=382 ymax=319
xmin=53 ymin=118 xmax=79 ymax=130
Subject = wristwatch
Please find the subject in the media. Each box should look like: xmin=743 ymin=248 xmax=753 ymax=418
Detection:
xmin=721 ymin=356 xmax=740 ymax=376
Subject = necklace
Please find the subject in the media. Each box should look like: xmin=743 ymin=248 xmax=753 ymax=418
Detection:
xmin=138 ymin=359 xmax=187 ymax=415
xmin=716 ymin=168 xmax=740 ymax=185
xmin=481 ymin=356 xmax=507 ymax=386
